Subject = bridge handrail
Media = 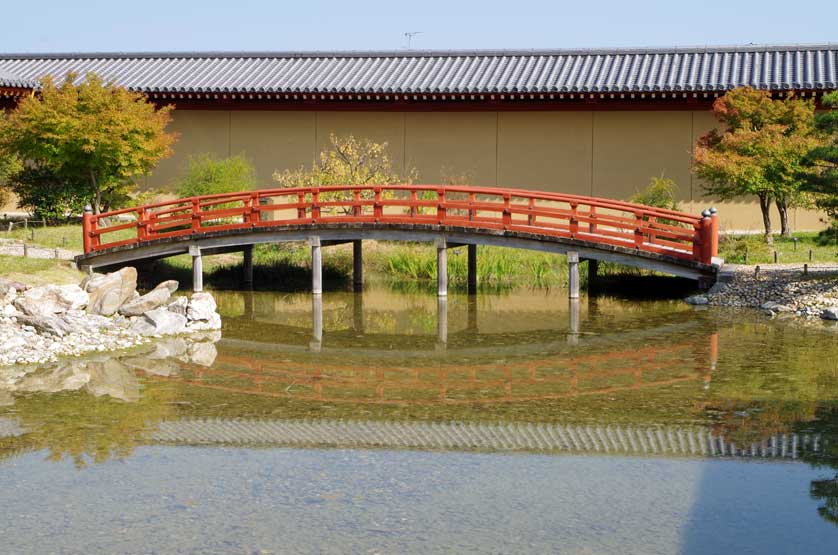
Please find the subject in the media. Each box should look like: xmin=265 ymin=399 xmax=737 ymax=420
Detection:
xmin=82 ymin=184 xmax=720 ymax=264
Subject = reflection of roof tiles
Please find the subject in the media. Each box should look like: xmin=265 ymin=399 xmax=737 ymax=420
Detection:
xmin=0 ymin=44 xmax=835 ymax=95
xmin=150 ymin=418 xmax=821 ymax=460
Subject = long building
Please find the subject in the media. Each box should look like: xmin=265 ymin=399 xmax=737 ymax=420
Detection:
xmin=1 ymin=44 xmax=837 ymax=230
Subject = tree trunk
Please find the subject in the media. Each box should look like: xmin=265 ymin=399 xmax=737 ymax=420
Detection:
xmin=776 ymin=198 xmax=792 ymax=238
xmin=759 ymin=193 xmax=774 ymax=245
xmin=89 ymin=171 xmax=101 ymax=214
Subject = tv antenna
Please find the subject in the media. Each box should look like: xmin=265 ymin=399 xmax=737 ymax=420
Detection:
xmin=404 ymin=31 xmax=423 ymax=49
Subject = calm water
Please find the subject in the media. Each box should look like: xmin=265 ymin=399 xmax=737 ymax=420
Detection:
xmin=1 ymin=287 xmax=837 ymax=554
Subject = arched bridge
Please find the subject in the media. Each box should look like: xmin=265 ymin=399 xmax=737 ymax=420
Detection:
xmin=76 ymin=185 xmax=721 ymax=293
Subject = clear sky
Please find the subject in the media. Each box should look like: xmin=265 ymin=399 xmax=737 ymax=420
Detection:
xmin=1 ymin=0 xmax=836 ymax=53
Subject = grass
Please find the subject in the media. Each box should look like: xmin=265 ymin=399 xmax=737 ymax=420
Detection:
xmin=0 ymin=255 xmax=84 ymax=286
xmin=718 ymin=232 xmax=838 ymax=265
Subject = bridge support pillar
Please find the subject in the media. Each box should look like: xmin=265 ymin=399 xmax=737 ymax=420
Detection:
xmin=568 ymin=298 xmax=580 ymax=345
xmin=435 ymin=237 xmax=447 ymax=297
xmin=189 ymin=245 xmax=203 ymax=292
xmin=310 ymin=236 xmax=322 ymax=296
xmin=567 ymin=251 xmax=580 ymax=299
xmin=437 ymin=296 xmax=448 ymax=349
xmin=310 ymin=294 xmax=323 ymax=352
xmin=242 ymin=245 xmax=253 ymax=289
xmin=467 ymin=244 xmax=477 ymax=295
xmin=353 ymin=240 xmax=363 ymax=292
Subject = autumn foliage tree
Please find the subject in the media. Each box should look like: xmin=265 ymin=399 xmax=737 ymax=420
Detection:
xmin=693 ymin=87 xmax=821 ymax=243
xmin=0 ymin=72 xmax=177 ymax=216
xmin=803 ymin=91 xmax=838 ymax=241
xmin=273 ymin=134 xmax=416 ymax=215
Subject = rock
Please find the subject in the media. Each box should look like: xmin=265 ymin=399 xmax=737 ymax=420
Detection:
xmin=85 ymin=359 xmax=140 ymax=402
xmin=15 ymin=313 xmax=75 ymax=337
xmin=14 ymin=284 xmax=86 ymax=315
xmin=685 ymin=294 xmax=709 ymax=305
xmin=188 ymin=341 xmax=218 ymax=366
xmin=131 ymin=307 xmax=187 ymax=337
xmin=707 ymin=282 xmax=728 ymax=295
xmin=822 ymin=307 xmax=838 ymax=321
xmin=186 ymin=312 xmax=222 ymax=332
xmin=118 ymin=284 xmax=173 ymax=317
xmin=128 ymin=316 xmax=157 ymax=337
xmin=15 ymin=364 xmax=91 ymax=393
xmin=85 ymin=267 xmax=138 ymax=316
xmin=187 ymin=292 xmax=217 ymax=321
xmin=0 ymin=277 xmax=27 ymax=295
xmin=1 ymin=304 xmax=17 ymax=317
xmin=156 ymin=280 xmax=179 ymax=294
xmin=760 ymin=301 xmax=794 ymax=313
xmin=167 ymin=296 xmax=188 ymax=316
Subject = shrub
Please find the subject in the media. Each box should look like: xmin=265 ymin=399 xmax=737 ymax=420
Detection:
xmin=629 ymin=176 xmax=681 ymax=211
xmin=175 ymin=154 xmax=257 ymax=198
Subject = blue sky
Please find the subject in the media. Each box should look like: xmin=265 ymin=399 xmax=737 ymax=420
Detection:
xmin=1 ymin=0 xmax=836 ymax=53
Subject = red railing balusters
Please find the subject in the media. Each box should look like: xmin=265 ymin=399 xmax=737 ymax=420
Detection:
xmin=191 ymin=199 xmax=201 ymax=233
xmin=82 ymin=184 xmax=716 ymax=267
xmin=373 ymin=187 xmax=382 ymax=220
xmin=633 ymin=212 xmax=644 ymax=248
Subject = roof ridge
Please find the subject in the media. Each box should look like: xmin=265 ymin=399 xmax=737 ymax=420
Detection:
xmin=1 ymin=42 xmax=837 ymax=60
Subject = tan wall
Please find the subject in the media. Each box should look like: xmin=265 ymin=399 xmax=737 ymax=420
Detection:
xmin=142 ymin=108 xmax=827 ymax=232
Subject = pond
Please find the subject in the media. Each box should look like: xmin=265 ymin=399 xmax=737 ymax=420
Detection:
xmin=1 ymin=286 xmax=837 ymax=554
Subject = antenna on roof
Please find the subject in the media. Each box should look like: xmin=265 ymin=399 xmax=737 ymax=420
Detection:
xmin=404 ymin=32 xmax=423 ymax=50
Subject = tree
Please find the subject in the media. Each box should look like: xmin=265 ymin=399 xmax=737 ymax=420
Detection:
xmin=273 ymin=134 xmax=416 ymax=215
xmin=175 ymin=153 xmax=258 ymax=198
xmin=693 ymin=87 xmax=820 ymax=243
xmin=0 ymin=149 xmax=22 ymax=209
xmin=629 ymin=175 xmax=681 ymax=211
xmin=802 ymin=91 xmax=838 ymax=242
xmin=0 ymin=72 xmax=177 ymax=214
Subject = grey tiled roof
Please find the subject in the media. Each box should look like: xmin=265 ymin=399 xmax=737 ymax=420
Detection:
xmin=0 ymin=44 xmax=835 ymax=95
xmin=0 ymin=69 xmax=35 ymax=89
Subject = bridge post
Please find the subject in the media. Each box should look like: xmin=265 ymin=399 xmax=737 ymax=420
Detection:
xmin=568 ymin=298 xmax=580 ymax=345
xmin=353 ymin=240 xmax=363 ymax=292
xmin=353 ymin=291 xmax=364 ymax=333
xmin=242 ymin=245 xmax=253 ymax=289
xmin=567 ymin=251 xmax=580 ymax=299
xmin=310 ymin=236 xmax=322 ymax=296
xmin=435 ymin=237 xmax=447 ymax=297
xmin=437 ymin=296 xmax=448 ymax=349
xmin=310 ymin=294 xmax=323 ymax=352
xmin=467 ymin=244 xmax=477 ymax=295
xmin=189 ymin=245 xmax=203 ymax=292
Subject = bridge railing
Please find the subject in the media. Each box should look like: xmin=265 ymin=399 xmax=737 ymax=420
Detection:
xmin=82 ymin=185 xmax=719 ymax=264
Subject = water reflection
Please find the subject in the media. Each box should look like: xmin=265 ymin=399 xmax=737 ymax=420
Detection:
xmin=1 ymin=287 xmax=837 ymax=546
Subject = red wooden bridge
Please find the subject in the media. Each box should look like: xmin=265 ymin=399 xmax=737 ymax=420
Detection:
xmin=77 ymin=185 xmax=720 ymax=292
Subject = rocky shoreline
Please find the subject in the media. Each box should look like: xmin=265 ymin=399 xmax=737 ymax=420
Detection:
xmin=0 ymin=266 xmax=221 ymax=366
xmin=686 ymin=263 xmax=838 ymax=320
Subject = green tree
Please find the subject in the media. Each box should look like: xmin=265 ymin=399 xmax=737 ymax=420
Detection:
xmin=175 ymin=153 xmax=258 ymax=198
xmin=273 ymin=134 xmax=416 ymax=214
xmin=0 ymin=148 xmax=22 ymax=209
xmin=693 ymin=87 xmax=821 ymax=243
xmin=803 ymin=91 xmax=838 ymax=243
xmin=0 ymin=72 xmax=177 ymax=214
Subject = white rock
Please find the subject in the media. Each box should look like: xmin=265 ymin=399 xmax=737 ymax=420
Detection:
xmin=85 ymin=267 xmax=137 ymax=316
xmin=186 ymin=312 xmax=222 ymax=332
xmin=140 ymin=307 xmax=188 ymax=336
xmin=684 ymin=294 xmax=709 ymax=305
xmin=187 ymin=292 xmax=217 ymax=321
xmin=167 ymin=296 xmax=188 ymax=316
